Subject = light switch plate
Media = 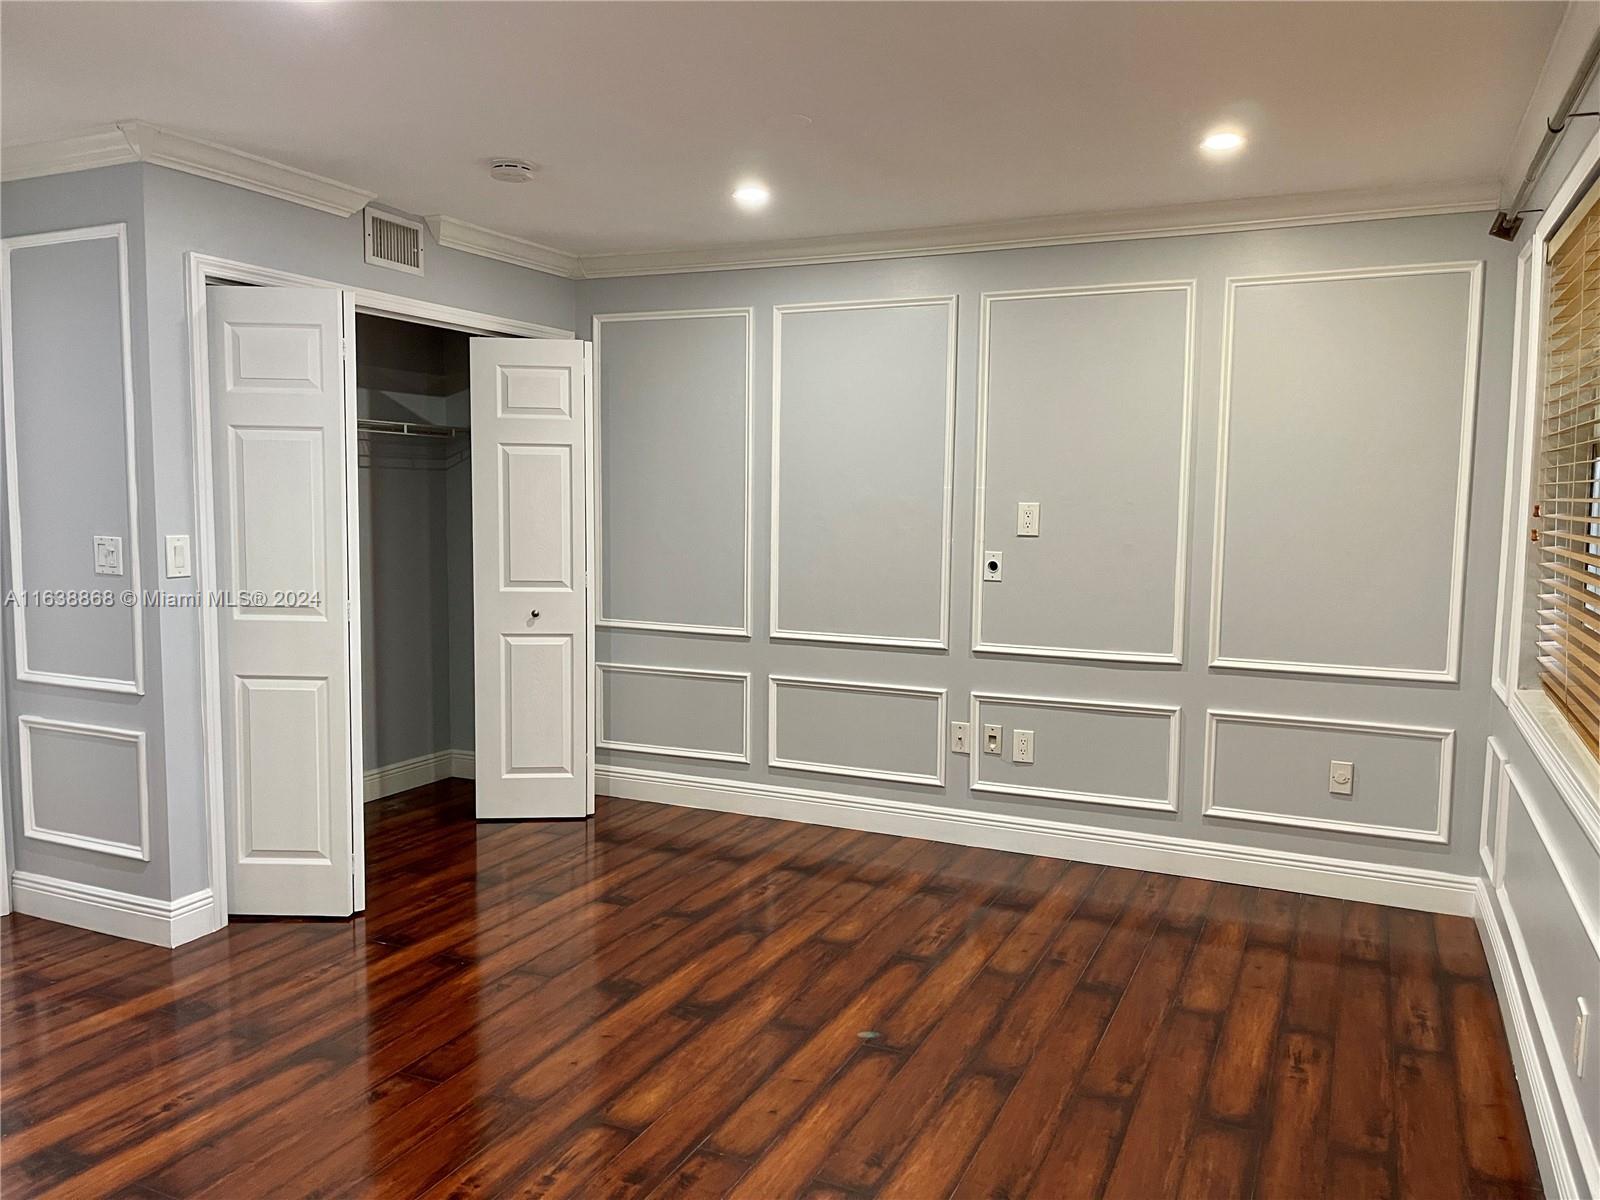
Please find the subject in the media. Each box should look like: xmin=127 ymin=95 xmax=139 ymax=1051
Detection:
xmin=950 ymin=721 xmax=971 ymax=754
xmin=1012 ymin=728 xmax=1035 ymax=764
xmin=983 ymin=723 xmax=1003 ymax=754
xmin=1576 ymin=997 xmax=1590 ymax=1076
xmin=165 ymin=534 xmax=192 ymax=579
xmin=92 ymin=535 xmax=123 ymax=577
xmin=982 ymin=551 xmax=1003 ymax=582
xmin=1017 ymin=502 xmax=1040 ymax=537
xmin=1329 ymin=760 xmax=1354 ymax=796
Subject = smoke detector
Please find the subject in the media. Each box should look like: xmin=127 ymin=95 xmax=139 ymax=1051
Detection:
xmin=489 ymin=158 xmax=538 ymax=184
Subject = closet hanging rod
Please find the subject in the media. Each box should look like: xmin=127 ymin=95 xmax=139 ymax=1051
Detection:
xmin=356 ymin=419 xmax=469 ymax=439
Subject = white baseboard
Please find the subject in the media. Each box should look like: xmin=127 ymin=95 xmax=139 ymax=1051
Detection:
xmin=9 ymin=871 xmax=215 ymax=948
xmin=364 ymin=749 xmax=475 ymax=802
xmin=595 ymin=765 xmax=1479 ymax=916
xmin=1476 ymin=879 xmax=1593 ymax=1199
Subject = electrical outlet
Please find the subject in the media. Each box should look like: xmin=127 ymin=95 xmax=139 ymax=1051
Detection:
xmin=950 ymin=721 xmax=972 ymax=754
xmin=1576 ymin=997 xmax=1591 ymax=1076
xmin=1016 ymin=502 xmax=1041 ymax=537
xmin=1012 ymin=728 xmax=1035 ymax=764
xmin=983 ymin=724 xmax=1003 ymax=754
xmin=982 ymin=551 xmax=1003 ymax=582
xmin=1329 ymin=760 xmax=1354 ymax=796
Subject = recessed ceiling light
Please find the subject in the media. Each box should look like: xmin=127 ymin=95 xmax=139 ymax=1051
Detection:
xmin=1200 ymin=130 xmax=1247 ymax=155
xmin=732 ymin=182 xmax=771 ymax=211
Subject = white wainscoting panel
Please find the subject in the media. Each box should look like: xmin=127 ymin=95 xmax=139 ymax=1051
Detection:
xmin=1480 ymin=737 xmax=1510 ymax=886
xmin=771 ymin=297 xmax=957 ymax=648
xmin=768 ymin=675 xmax=947 ymax=787
xmin=594 ymin=309 xmax=752 ymax=637
xmin=973 ymin=281 xmax=1194 ymax=663
xmin=969 ymin=692 xmax=1181 ymax=812
xmin=17 ymin=714 xmax=150 ymax=861
xmin=1210 ymin=262 xmax=1482 ymax=681
xmin=1 ymin=224 xmax=145 ymax=694
xmin=597 ymin=663 xmax=751 ymax=764
xmin=1203 ymin=709 xmax=1454 ymax=843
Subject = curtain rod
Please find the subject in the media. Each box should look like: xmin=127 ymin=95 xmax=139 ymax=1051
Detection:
xmin=1492 ymin=24 xmax=1600 ymax=240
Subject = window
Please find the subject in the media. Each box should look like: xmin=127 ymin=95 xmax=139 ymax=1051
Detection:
xmin=1533 ymin=174 xmax=1600 ymax=753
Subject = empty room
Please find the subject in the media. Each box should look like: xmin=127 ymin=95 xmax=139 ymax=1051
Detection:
xmin=0 ymin=1 xmax=1597 ymax=1196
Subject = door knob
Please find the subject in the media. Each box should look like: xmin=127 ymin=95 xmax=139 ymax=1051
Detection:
xmin=530 ymin=609 xmax=540 ymax=620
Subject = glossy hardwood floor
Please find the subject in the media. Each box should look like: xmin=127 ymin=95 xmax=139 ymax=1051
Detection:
xmin=1 ymin=782 xmax=1540 ymax=1199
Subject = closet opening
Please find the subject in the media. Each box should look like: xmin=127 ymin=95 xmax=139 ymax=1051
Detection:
xmin=356 ymin=313 xmax=476 ymax=821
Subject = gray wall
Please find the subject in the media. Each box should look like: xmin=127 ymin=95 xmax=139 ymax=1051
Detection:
xmin=1 ymin=162 xmax=574 ymax=901
xmin=579 ymin=209 xmax=1516 ymax=881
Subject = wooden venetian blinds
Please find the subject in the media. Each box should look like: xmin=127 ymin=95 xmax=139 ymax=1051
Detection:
xmin=1537 ymin=176 xmax=1600 ymax=751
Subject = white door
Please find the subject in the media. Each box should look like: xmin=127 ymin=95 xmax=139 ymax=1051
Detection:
xmin=470 ymin=338 xmax=593 ymax=819
xmin=208 ymin=285 xmax=355 ymax=915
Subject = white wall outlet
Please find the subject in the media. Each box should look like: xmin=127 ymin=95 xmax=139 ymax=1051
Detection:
xmin=1576 ymin=997 xmax=1591 ymax=1076
xmin=92 ymin=535 xmax=123 ymax=576
xmin=1012 ymin=728 xmax=1035 ymax=764
xmin=165 ymin=534 xmax=192 ymax=579
xmin=1016 ymin=502 xmax=1041 ymax=537
xmin=950 ymin=721 xmax=972 ymax=754
xmin=983 ymin=551 xmax=1003 ymax=582
xmin=1329 ymin=760 xmax=1354 ymax=796
xmin=983 ymin=723 xmax=1003 ymax=754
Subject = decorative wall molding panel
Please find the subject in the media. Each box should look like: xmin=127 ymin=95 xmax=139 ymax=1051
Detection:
xmin=969 ymin=691 xmax=1181 ymax=813
xmin=1 ymin=223 xmax=145 ymax=694
xmin=1480 ymin=738 xmax=1510 ymax=886
xmin=598 ymin=764 xmax=1479 ymax=915
xmin=1210 ymin=261 xmax=1482 ymax=682
xmin=972 ymin=281 xmax=1195 ymax=663
xmin=8 ymin=872 xmax=212 ymax=949
xmin=767 ymin=675 xmax=947 ymax=787
xmin=770 ymin=296 xmax=957 ymax=648
xmin=597 ymin=663 xmax=751 ymax=764
xmin=18 ymin=715 xmax=151 ymax=861
xmin=1202 ymin=709 xmax=1454 ymax=844
xmin=593 ymin=308 xmax=753 ymax=637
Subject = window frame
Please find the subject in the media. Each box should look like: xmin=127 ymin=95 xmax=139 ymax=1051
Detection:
xmin=1505 ymin=124 xmax=1600 ymax=848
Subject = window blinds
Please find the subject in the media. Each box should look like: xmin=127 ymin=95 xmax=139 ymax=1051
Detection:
xmin=1537 ymin=177 xmax=1600 ymax=752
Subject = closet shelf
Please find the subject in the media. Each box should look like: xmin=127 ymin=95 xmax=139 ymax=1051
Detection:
xmin=357 ymin=419 xmax=469 ymax=440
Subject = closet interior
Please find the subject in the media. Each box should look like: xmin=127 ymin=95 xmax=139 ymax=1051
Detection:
xmin=356 ymin=313 xmax=475 ymax=801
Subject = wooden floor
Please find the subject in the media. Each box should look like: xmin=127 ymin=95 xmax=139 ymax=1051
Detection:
xmin=1 ymin=783 xmax=1540 ymax=1199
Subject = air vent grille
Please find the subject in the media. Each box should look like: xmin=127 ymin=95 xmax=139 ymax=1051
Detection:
xmin=364 ymin=208 xmax=424 ymax=275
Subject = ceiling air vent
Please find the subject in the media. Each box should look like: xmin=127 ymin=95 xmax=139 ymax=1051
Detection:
xmin=364 ymin=208 xmax=424 ymax=275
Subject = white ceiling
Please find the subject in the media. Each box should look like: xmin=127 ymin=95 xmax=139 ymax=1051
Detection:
xmin=0 ymin=1 xmax=1567 ymax=261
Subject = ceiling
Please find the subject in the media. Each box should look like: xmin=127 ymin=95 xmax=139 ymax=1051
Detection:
xmin=0 ymin=1 xmax=1567 ymax=264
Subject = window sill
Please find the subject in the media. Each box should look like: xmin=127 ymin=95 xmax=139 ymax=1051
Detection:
xmin=1508 ymin=688 xmax=1600 ymax=854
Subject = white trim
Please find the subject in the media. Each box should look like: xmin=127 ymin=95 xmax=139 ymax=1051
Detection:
xmin=0 ymin=129 xmax=139 ymax=180
xmin=424 ymin=215 xmax=579 ymax=281
xmin=1201 ymin=709 xmax=1454 ymax=845
xmin=595 ymin=662 xmax=751 ymax=764
xmin=970 ymin=280 xmax=1195 ymax=664
xmin=341 ymin=294 xmax=365 ymax=912
xmin=363 ymin=748 xmax=472 ymax=803
xmin=1476 ymin=879 xmax=1584 ymax=1200
xmin=1480 ymin=737 xmax=1510 ymax=887
xmin=8 ymin=871 xmax=213 ymax=948
xmin=574 ymin=182 xmax=1499 ymax=278
xmin=767 ymin=675 xmax=947 ymax=788
xmin=1493 ymin=244 xmax=1536 ymax=704
xmin=592 ymin=308 xmax=754 ymax=638
xmin=769 ymin=296 xmax=958 ymax=649
xmin=596 ymin=764 xmax=1480 ymax=915
xmin=968 ymin=691 xmax=1181 ymax=813
xmin=1509 ymin=689 xmax=1600 ymax=856
xmin=1209 ymin=260 xmax=1483 ymax=683
xmin=186 ymin=251 xmax=569 ymax=930
xmin=1 ymin=223 xmax=146 ymax=696
xmin=17 ymin=715 xmax=150 ymax=861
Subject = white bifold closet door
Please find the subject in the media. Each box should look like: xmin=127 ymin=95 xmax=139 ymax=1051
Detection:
xmin=469 ymin=338 xmax=594 ymax=819
xmin=207 ymin=285 xmax=356 ymax=915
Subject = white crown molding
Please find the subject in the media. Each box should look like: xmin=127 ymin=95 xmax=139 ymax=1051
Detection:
xmin=2 ymin=125 xmax=1500 ymax=280
xmin=0 ymin=122 xmax=374 ymax=217
xmin=575 ymin=181 xmax=1501 ymax=278
xmin=425 ymin=214 xmax=580 ymax=279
